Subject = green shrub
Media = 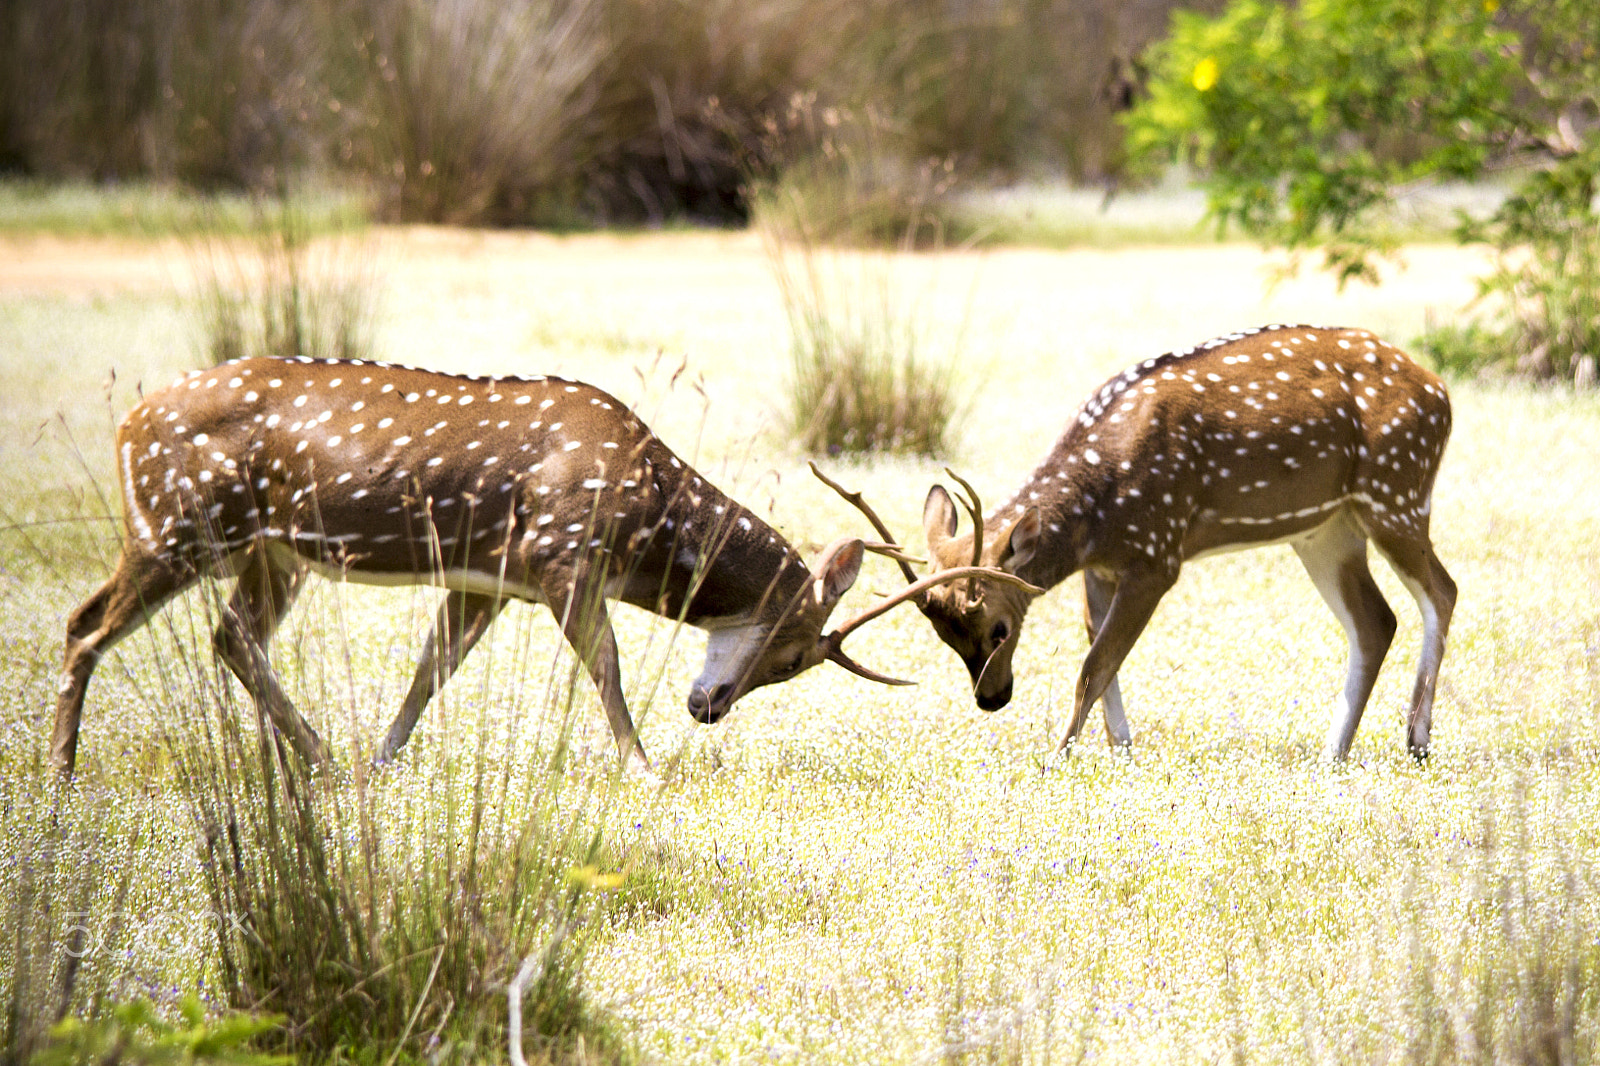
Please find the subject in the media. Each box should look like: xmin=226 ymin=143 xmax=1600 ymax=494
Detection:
xmin=1126 ymin=0 xmax=1600 ymax=383
xmin=1411 ymin=318 xmax=1520 ymax=381
xmin=1411 ymin=214 xmax=1600 ymax=385
xmin=1474 ymin=207 xmax=1600 ymax=386
xmin=36 ymin=996 xmax=288 ymax=1066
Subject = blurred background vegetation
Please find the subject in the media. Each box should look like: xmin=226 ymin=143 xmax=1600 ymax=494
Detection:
xmin=2 ymin=0 xmax=1594 ymax=392
xmin=0 ymin=0 xmax=1224 ymax=228
xmin=1127 ymin=0 xmax=1599 ymax=387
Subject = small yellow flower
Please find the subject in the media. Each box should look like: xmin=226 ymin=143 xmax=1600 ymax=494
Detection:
xmin=567 ymin=864 xmax=628 ymax=891
xmin=1482 ymin=0 xmax=1499 ymax=11
xmin=1192 ymin=56 xmax=1220 ymax=92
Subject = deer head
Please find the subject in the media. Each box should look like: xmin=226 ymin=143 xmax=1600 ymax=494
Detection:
xmin=686 ymin=536 xmax=871 ymax=722
xmin=808 ymin=462 xmax=1046 ymax=710
xmin=685 ymin=533 xmax=1031 ymax=721
xmin=918 ymin=479 xmax=1043 ymax=710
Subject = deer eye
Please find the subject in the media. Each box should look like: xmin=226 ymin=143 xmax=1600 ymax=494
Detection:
xmin=989 ymin=621 xmax=1010 ymax=646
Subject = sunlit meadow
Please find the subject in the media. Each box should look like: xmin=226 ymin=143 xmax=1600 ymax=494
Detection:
xmin=3 ymin=224 xmax=1598 ymax=1062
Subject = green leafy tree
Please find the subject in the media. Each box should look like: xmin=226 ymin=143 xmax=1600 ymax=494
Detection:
xmin=1127 ymin=0 xmax=1599 ymax=381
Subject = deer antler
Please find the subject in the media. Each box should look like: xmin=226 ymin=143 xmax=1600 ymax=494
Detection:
xmin=942 ymin=468 xmax=987 ymax=603
xmin=809 ymin=462 xmax=919 ymax=584
xmin=825 ymin=564 xmax=1043 ymax=664
xmin=942 ymin=467 xmax=985 ymax=572
xmin=826 ymin=642 xmax=918 ymax=686
xmin=822 ymin=564 xmax=1043 ymax=685
xmin=807 ymin=462 xmax=1042 ymax=686
xmin=861 ymin=541 xmax=926 ymax=566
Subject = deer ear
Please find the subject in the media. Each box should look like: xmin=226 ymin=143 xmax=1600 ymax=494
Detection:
xmin=998 ymin=508 xmax=1040 ymax=574
xmin=923 ymin=485 xmax=957 ymax=552
xmin=811 ymin=538 xmax=864 ymax=611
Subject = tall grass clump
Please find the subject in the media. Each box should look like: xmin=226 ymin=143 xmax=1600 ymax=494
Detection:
xmin=770 ymin=244 xmax=967 ymax=458
xmin=754 ymin=101 xmax=971 ymax=458
xmin=747 ymin=93 xmax=961 ymax=247
xmin=156 ymin=576 xmax=635 ymax=1063
xmin=188 ymin=193 xmax=379 ymax=367
xmin=2 ymin=509 xmax=636 ymax=1061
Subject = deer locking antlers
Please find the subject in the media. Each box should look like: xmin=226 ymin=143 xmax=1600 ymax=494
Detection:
xmin=823 ymin=324 xmax=1458 ymax=764
xmin=808 ymin=461 xmax=1045 ymax=678
xmin=53 ymin=356 xmax=1041 ymax=777
xmin=59 ymin=326 xmax=1443 ymax=775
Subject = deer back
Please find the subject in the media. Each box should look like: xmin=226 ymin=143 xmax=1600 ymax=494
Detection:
xmin=920 ymin=324 xmax=1452 ymax=703
xmin=952 ymin=325 xmax=1450 ymax=585
xmin=116 ymin=357 xmax=816 ymax=615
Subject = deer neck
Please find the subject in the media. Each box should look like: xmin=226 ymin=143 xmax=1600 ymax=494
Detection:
xmin=620 ymin=474 xmax=810 ymax=630
xmin=984 ymin=432 xmax=1110 ymax=591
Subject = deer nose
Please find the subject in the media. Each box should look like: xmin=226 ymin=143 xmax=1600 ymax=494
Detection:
xmin=687 ymin=683 xmax=734 ymax=723
xmin=976 ymin=679 xmax=1012 ymax=712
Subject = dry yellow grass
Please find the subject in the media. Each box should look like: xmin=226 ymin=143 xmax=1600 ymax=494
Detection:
xmin=3 ymin=229 xmax=1598 ymax=1063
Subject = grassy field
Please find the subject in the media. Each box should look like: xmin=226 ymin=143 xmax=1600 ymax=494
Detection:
xmin=3 ymin=227 xmax=1599 ymax=1063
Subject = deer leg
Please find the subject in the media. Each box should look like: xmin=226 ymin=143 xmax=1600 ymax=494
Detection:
xmin=211 ymin=549 xmax=329 ymax=767
xmin=1083 ymin=571 xmax=1132 ymax=748
xmin=1293 ymin=512 xmax=1397 ymax=762
xmin=1370 ymin=536 xmax=1457 ymax=758
xmin=1058 ymin=572 xmax=1171 ymax=755
xmin=53 ymin=549 xmax=193 ymax=776
xmin=376 ymin=591 xmax=504 ymax=763
xmin=546 ymin=570 xmax=650 ymax=769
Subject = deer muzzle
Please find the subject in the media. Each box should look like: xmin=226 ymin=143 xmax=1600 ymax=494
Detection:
xmin=687 ymin=682 xmax=736 ymax=723
xmin=975 ymin=677 xmax=1014 ymax=711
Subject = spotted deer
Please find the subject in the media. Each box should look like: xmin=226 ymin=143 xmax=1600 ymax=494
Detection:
xmin=53 ymin=356 xmax=1011 ymax=776
xmin=824 ymin=325 xmax=1458 ymax=761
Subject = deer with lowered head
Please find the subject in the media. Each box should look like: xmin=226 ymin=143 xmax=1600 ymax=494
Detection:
xmin=822 ymin=324 xmax=1457 ymax=761
xmin=52 ymin=356 xmax=1017 ymax=776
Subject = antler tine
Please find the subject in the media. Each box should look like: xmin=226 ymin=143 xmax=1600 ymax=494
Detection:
xmin=826 ymin=565 xmax=1043 ymax=647
xmin=810 ymin=461 xmax=919 ymax=584
xmin=942 ymin=467 xmax=985 ymax=572
xmin=862 ymin=541 xmax=926 ymax=566
xmin=827 ymin=644 xmax=917 ymax=687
